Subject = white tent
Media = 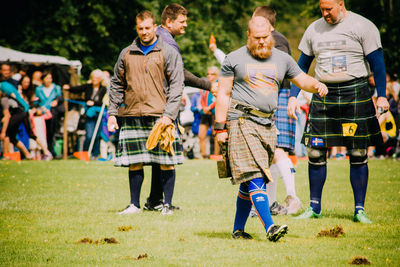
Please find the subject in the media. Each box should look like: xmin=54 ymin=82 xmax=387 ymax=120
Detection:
xmin=0 ymin=46 xmax=82 ymax=75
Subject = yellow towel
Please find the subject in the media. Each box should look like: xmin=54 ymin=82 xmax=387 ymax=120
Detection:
xmin=146 ymin=121 xmax=176 ymax=155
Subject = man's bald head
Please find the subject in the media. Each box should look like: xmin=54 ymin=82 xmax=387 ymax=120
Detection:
xmin=248 ymin=16 xmax=272 ymax=34
xmin=247 ymin=16 xmax=274 ymax=59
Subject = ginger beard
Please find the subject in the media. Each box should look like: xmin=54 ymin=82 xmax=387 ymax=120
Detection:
xmin=247 ymin=35 xmax=275 ymax=59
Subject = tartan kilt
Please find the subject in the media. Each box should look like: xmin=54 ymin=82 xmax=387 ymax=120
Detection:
xmin=115 ymin=116 xmax=184 ymax=167
xmin=227 ymin=118 xmax=276 ymax=185
xmin=275 ymin=88 xmax=296 ymax=151
xmin=302 ymin=78 xmax=383 ymax=149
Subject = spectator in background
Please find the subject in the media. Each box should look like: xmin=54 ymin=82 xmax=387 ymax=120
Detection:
xmin=35 ymin=72 xmax=64 ymax=156
xmin=32 ymin=71 xmax=43 ymax=88
xmin=18 ymin=75 xmax=36 ymax=104
xmin=295 ymin=90 xmax=312 ymax=158
xmin=198 ymin=66 xmax=219 ymax=158
xmin=63 ymin=69 xmax=107 ymax=159
xmin=1 ymin=64 xmax=19 ymax=88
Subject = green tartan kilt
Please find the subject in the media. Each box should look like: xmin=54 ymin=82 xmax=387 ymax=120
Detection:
xmin=302 ymin=78 xmax=383 ymax=149
xmin=115 ymin=116 xmax=184 ymax=167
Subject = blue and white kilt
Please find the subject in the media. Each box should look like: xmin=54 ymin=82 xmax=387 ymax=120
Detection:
xmin=274 ymin=88 xmax=296 ymax=151
xmin=115 ymin=116 xmax=184 ymax=167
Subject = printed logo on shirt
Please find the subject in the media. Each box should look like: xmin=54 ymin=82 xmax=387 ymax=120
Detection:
xmin=255 ymin=196 xmax=265 ymax=202
xmin=317 ymin=40 xmax=346 ymax=49
xmin=245 ymin=64 xmax=278 ymax=97
xmin=332 ymin=55 xmax=347 ymax=73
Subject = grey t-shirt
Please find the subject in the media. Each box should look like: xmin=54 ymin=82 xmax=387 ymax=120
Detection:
xmin=220 ymin=46 xmax=302 ymax=124
xmin=299 ymin=11 xmax=382 ymax=83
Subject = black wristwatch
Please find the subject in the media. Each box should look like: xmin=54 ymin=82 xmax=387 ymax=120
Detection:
xmin=214 ymin=122 xmax=227 ymax=131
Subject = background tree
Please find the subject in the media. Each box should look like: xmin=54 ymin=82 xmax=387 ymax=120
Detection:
xmin=1 ymin=0 xmax=398 ymax=78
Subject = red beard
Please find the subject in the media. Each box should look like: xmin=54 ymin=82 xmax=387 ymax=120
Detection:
xmin=247 ymin=36 xmax=275 ymax=59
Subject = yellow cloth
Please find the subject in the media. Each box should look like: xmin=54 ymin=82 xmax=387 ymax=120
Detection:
xmin=380 ymin=110 xmax=397 ymax=138
xmin=146 ymin=121 xmax=176 ymax=155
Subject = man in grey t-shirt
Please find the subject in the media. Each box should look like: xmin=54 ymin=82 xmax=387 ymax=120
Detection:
xmin=214 ymin=16 xmax=327 ymax=242
xmin=288 ymin=0 xmax=390 ymax=224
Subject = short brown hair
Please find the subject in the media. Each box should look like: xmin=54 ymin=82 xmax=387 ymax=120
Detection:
xmin=161 ymin=3 xmax=188 ymax=25
xmin=136 ymin=10 xmax=155 ymax=24
xmin=253 ymin=6 xmax=276 ymax=27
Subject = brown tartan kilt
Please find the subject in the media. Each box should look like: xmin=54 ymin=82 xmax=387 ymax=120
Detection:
xmin=227 ymin=118 xmax=276 ymax=185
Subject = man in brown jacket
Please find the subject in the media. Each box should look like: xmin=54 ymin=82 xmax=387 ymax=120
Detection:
xmin=107 ymin=10 xmax=184 ymax=215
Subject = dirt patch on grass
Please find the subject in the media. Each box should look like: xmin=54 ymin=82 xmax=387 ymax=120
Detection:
xmin=317 ymin=225 xmax=345 ymax=238
xmin=118 ymin=225 xmax=133 ymax=232
xmin=120 ymin=253 xmax=148 ymax=260
xmin=348 ymin=256 xmax=371 ymax=265
xmin=76 ymin=237 xmax=118 ymax=244
xmin=76 ymin=238 xmax=93 ymax=244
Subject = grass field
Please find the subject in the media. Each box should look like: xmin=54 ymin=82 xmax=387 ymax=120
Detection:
xmin=0 ymin=158 xmax=399 ymax=266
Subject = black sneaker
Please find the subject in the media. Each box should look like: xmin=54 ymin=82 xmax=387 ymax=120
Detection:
xmin=143 ymin=201 xmax=163 ymax=211
xmin=266 ymin=224 xmax=288 ymax=242
xmin=270 ymin=201 xmax=288 ymax=215
xmin=231 ymin=230 xmax=253 ymax=240
xmin=170 ymin=204 xmax=180 ymax=210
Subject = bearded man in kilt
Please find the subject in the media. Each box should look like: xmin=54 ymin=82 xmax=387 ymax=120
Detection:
xmin=215 ymin=16 xmax=328 ymax=242
xmin=288 ymin=0 xmax=390 ymax=224
xmin=107 ymin=11 xmax=184 ymax=215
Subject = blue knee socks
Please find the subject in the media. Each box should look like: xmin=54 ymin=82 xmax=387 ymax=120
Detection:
xmin=233 ymin=183 xmax=252 ymax=232
xmin=129 ymin=169 xmax=144 ymax=208
xmin=249 ymin=178 xmax=274 ymax=231
xmin=350 ymin=163 xmax=368 ymax=215
xmin=309 ymin=164 xmax=327 ymax=214
xmin=161 ymin=169 xmax=175 ymax=206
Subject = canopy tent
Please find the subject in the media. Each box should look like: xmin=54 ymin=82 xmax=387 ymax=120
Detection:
xmin=0 ymin=46 xmax=82 ymax=85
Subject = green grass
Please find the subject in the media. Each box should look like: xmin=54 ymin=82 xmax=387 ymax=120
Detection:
xmin=0 ymin=158 xmax=399 ymax=266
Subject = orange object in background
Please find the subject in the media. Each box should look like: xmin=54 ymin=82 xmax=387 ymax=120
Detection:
xmin=4 ymin=152 xmax=21 ymax=162
xmin=209 ymin=154 xmax=223 ymax=161
xmin=73 ymin=151 xmax=89 ymax=162
xmin=209 ymin=34 xmax=216 ymax=45
xmin=288 ymin=155 xmax=298 ymax=166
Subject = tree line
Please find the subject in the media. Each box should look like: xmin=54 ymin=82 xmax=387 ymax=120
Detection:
xmin=1 ymin=0 xmax=399 ymax=78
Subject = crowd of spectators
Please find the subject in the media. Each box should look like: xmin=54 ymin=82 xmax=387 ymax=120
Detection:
xmin=1 ymin=61 xmax=399 ymax=162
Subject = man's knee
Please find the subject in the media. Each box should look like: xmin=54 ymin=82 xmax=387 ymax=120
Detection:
xmin=307 ymin=147 xmax=327 ymax=166
xmin=349 ymin=149 xmax=368 ymax=165
xmin=160 ymin=164 xmax=174 ymax=170
xmin=129 ymin=163 xmax=143 ymax=171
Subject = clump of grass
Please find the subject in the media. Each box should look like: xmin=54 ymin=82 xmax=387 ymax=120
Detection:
xmin=317 ymin=226 xmax=345 ymax=238
xmin=348 ymin=256 xmax=371 ymax=265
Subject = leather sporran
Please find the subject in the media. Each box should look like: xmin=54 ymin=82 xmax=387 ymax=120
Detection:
xmin=217 ymin=142 xmax=232 ymax=178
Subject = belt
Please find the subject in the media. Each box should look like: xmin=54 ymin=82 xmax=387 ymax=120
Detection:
xmin=231 ymin=100 xmax=274 ymax=119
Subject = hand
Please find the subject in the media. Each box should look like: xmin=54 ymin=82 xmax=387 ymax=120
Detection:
xmin=107 ymin=115 xmax=119 ymax=131
xmin=50 ymin=100 xmax=58 ymax=107
xmin=210 ymin=82 xmax=218 ymax=96
xmin=315 ymin=82 xmax=328 ymax=97
xmin=63 ymin=84 xmax=70 ymax=90
xmin=287 ymin=97 xmax=299 ymax=120
xmin=202 ymin=106 xmax=211 ymax=115
xmin=86 ymin=100 xmax=94 ymax=106
xmin=209 ymin=43 xmax=217 ymax=52
xmin=159 ymin=116 xmax=172 ymax=128
xmin=0 ymin=132 xmax=5 ymax=140
xmin=376 ymin=96 xmax=390 ymax=113
xmin=216 ymin=131 xmax=228 ymax=145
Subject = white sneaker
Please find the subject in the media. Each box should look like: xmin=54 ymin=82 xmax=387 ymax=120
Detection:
xmin=161 ymin=204 xmax=173 ymax=215
xmin=118 ymin=204 xmax=142 ymax=215
xmin=285 ymin=195 xmax=302 ymax=215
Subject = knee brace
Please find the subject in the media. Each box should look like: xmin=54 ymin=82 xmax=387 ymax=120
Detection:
xmin=307 ymin=147 xmax=327 ymax=166
xmin=349 ymin=149 xmax=368 ymax=166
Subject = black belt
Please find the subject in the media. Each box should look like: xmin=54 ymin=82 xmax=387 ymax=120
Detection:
xmin=324 ymin=77 xmax=368 ymax=87
xmin=232 ymin=102 xmax=274 ymax=118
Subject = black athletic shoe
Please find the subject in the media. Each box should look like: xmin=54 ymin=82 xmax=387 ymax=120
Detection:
xmin=143 ymin=201 xmax=163 ymax=211
xmin=266 ymin=224 xmax=288 ymax=242
xmin=270 ymin=201 xmax=288 ymax=215
xmin=231 ymin=230 xmax=253 ymax=240
xmin=170 ymin=205 xmax=180 ymax=210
